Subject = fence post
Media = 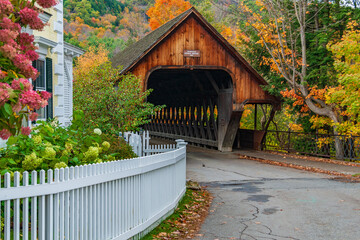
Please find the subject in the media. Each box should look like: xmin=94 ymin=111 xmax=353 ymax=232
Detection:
xmin=287 ymin=128 xmax=291 ymax=153
xmin=176 ymin=139 xmax=187 ymax=149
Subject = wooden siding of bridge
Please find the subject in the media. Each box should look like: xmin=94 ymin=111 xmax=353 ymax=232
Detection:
xmin=129 ymin=15 xmax=274 ymax=105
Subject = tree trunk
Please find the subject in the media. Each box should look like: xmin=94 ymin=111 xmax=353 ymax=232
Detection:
xmin=329 ymin=112 xmax=344 ymax=159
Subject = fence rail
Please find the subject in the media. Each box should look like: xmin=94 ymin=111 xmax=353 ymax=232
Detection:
xmin=123 ymin=131 xmax=177 ymax=156
xmin=0 ymin=140 xmax=187 ymax=240
xmin=262 ymin=130 xmax=360 ymax=161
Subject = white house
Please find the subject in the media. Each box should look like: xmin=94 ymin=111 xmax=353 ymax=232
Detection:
xmin=32 ymin=0 xmax=84 ymax=126
xmin=0 ymin=0 xmax=83 ymax=148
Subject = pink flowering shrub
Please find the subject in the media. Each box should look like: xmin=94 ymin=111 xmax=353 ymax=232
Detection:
xmin=0 ymin=129 xmax=11 ymax=140
xmin=20 ymin=126 xmax=31 ymax=136
xmin=0 ymin=0 xmax=58 ymax=140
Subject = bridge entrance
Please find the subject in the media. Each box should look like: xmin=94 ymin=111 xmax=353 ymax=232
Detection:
xmin=145 ymin=67 xmax=233 ymax=149
xmin=112 ymin=7 xmax=281 ymax=151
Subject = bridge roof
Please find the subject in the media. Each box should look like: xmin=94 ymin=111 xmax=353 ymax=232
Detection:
xmin=112 ymin=8 xmax=192 ymax=73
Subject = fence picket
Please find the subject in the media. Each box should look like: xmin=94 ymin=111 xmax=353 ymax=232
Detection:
xmin=79 ymin=166 xmax=84 ymax=240
xmin=69 ymin=167 xmax=75 ymax=240
xmin=54 ymin=169 xmax=60 ymax=240
xmin=64 ymin=168 xmax=70 ymax=240
xmin=59 ymin=168 xmax=65 ymax=240
xmin=46 ymin=169 xmax=54 ymax=240
xmin=74 ymin=167 xmax=80 ymax=240
xmin=22 ymin=172 xmax=29 ymax=240
xmin=4 ymin=173 xmax=10 ymax=240
xmin=13 ymin=172 xmax=20 ymax=240
xmin=31 ymin=171 xmax=38 ymax=240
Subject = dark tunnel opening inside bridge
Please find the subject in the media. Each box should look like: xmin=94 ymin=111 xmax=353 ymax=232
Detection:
xmin=145 ymin=68 xmax=234 ymax=150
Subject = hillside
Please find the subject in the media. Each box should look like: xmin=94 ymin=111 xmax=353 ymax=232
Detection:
xmin=63 ymin=0 xmax=153 ymax=57
xmin=63 ymin=0 xmax=232 ymax=57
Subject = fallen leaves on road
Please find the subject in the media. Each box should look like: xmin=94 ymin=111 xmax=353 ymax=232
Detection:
xmin=145 ymin=185 xmax=213 ymax=240
xmin=238 ymin=154 xmax=360 ymax=182
xmin=266 ymin=151 xmax=360 ymax=167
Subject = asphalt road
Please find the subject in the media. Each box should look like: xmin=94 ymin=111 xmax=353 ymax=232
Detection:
xmin=186 ymin=147 xmax=360 ymax=240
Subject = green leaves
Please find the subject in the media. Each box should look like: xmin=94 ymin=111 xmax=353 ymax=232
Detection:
xmin=73 ymin=50 xmax=162 ymax=134
xmin=0 ymin=117 xmax=136 ymax=173
xmin=7 ymin=136 xmax=18 ymax=146
xmin=3 ymin=103 xmax=12 ymax=116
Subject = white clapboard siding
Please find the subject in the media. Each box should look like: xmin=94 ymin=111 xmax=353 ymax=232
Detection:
xmin=63 ymin=58 xmax=73 ymax=126
xmin=0 ymin=140 xmax=187 ymax=240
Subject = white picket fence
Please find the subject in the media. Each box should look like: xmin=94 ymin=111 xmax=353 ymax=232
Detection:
xmin=123 ymin=131 xmax=176 ymax=156
xmin=0 ymin=140 xmax=187 ymax=240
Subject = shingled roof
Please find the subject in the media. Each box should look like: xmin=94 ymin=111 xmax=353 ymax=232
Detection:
xmin=111 ymin=8 xmax=193 ymax=73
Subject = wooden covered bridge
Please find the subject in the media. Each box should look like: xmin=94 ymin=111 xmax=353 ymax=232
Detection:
xmin=112 ymin=7 xmax=280 ymax=151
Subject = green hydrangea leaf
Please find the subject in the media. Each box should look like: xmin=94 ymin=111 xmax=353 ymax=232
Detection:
xmin=7 ymin=136 xmax=18 ymax=146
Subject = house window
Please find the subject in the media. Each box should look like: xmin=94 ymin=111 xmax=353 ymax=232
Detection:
xmin=34 ymin=60 xmax=45 ymax=89
xmin=33 ymin=58 xmax=53 ymax=120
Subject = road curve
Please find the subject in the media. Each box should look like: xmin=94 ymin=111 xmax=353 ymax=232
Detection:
xmin=186 ymin=146 xmax=360 ymax=240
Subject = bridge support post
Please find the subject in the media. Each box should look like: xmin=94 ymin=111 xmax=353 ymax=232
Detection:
xmin=217 ymin=89 xmax=233 ymax=151
xmin=219 ymin=110 xmax=243 ymax=152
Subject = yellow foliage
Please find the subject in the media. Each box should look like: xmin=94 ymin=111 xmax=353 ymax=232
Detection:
xmin=74 ymin=46 xmax=109 ymax=81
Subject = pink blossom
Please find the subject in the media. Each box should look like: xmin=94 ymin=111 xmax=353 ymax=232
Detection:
xmin=40 ymin=99 xmax=47 ymax=108
xmin=0 ymin=0 xmax=13 ymax=15
xmin=21 ymin=126 xmax=31 ymax=136
xmin=12 ymin=101 xmax=22 ymax=113
xmin=0 ymin=18 xmax=21 ymax=32
xmin=36 ymin=0 xmax=58 ymax=8
xmin=13 ymin=54 xmax=31 ymax=73
xmin=0 ymin=29 xmax=18 ymax=44
xmin=0 ymin=44 xmax=18 ymax=59
xmin=18 ymin=32 xmax=34 ymax=46
xmin=19 ymin=7 xmax=45 ymax=30
xmin=0 ymin=129 xmax=11 ymax=140
xmin=29 ymin=112 xmax=39 ymax=121
xmin=0 ymin=82 xmax=10 ymax=107
xmin=0 ymin=88 xmax=9 ymax=107
xmin=20 ymin=90 xmax=43 ymax=110
xmin=25 ymin=50 xmax=38 ymax=61
xmin=0 ymin=82 xmax=11 ymax=88
xmin=0 ymin=69 xmax=6 ymax=79
xmin=11 ymin=78 xmax=32 ymax=92
xmin=40 ymin=91 xmax=51 ymax=100
xmin=22 ymin=65 xmax=38 ymax=80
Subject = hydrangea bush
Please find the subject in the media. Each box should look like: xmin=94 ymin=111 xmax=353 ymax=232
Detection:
xmin=0 ymin=0 xmax=57 ymax=139
xmin=0 ymin=110 xmax=136 ymax=174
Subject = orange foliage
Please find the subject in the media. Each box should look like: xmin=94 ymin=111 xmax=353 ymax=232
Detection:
xmin=147 ymin=0 xmax=192 ymax=30
xmin=280 ymin=89 xmax=309 ymax=113
xmin=74 ymin=46 xmax=109 ymax=81
xmin=240 ymin=1 xmax=302 ymax=75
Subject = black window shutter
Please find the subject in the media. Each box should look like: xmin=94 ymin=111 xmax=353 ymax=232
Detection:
xmin=45 ymin=57 xmax=53 ymax=119
xmin=32 ymin=61 xmax=37 ymax=91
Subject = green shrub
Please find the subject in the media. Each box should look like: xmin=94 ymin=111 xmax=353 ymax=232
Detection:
xmin=0 ymin=110 xmax=135 ymax=174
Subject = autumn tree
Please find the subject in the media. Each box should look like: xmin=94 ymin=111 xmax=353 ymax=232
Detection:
xmin=325 ymin=21 xmax=360 ymax=135
xmin=147 ymin=0 xmax=192 ymax=30
xmin=233 ymin=0 xmax=360 ymax=158
xmin=73 ymin=46 xmax=161 ymax=134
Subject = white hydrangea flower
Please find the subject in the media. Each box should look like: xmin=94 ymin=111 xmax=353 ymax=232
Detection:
xmin=94 ymin=128 xmax=102 ymax=135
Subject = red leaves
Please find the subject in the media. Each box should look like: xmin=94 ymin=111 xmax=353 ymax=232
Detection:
xmin=238 ymin=153 xmax=360 ymax=182
xmin=150 ymin=188 xmax=212 ymax=239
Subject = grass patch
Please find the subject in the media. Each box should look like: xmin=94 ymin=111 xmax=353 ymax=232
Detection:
xmin=142 ymin=185 xmax=212 ymax=239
